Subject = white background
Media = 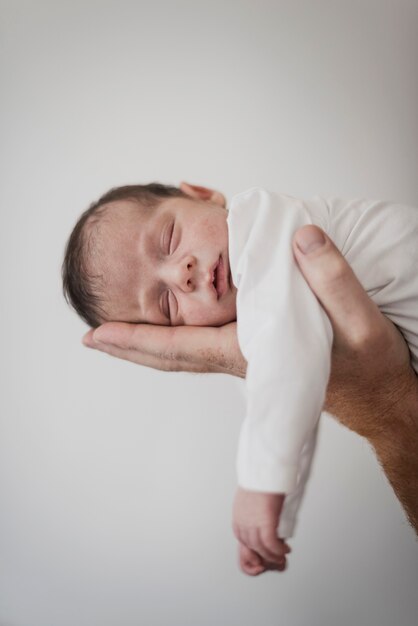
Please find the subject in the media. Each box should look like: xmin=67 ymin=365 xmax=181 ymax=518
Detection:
xmin=1 ymin=1 xmax=417 ymax=625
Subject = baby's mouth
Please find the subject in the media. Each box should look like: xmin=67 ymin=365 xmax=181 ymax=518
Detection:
xmin=213 ymin=264 xmax=218 ymax=290
xmin=211 ymin=262 xmax=218 ymax=296
xmin=210 ymin=258 xmax=220 ymax=299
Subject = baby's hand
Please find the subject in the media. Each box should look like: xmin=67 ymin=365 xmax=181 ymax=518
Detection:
xmin=232 ymin=486 xmax=290 ymax=575
xmin=238 ymin=542 xmax=288 ymax=575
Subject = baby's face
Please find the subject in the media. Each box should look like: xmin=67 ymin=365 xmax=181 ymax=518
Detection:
xmin=94 ymin=195 xmax=238 ymax=326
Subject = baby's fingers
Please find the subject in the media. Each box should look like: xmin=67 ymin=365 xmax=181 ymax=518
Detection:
xmin=238 ymin=543 xmax=266 ymax=576
xmin=245 ymin=527 xmax=288 ymax=566
xmin=238 ymin=543 xmax=285 ymax=576
xmin=259 ymin=525 xmax=291 ymax=561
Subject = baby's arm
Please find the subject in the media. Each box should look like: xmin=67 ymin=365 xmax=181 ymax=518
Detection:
xmin=231 ymin=192 xmax=333 ymax=571
xmin=233 ymin=425 xmax=319 ymax=574
xmin=233 ymin=423 xmax=319 ymax=576
xmin=278 ymin=422 xmax=320 ymax=538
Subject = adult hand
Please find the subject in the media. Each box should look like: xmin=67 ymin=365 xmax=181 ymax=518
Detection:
xmin=82 ymin=320 xmax=247 ymax=378
xmin=292 ymin=225 xmax=416 ymax=440
xmin=293 ymin=225 xmax=418 ymax=535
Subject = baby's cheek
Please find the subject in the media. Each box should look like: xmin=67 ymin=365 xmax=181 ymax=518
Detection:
xmin=181 ymin=302 xmax=221 ymax=327
xmin=195 ymin=307 xmax=222 ymax=326
xmin=201 ymin=216 xmax=221 ymax=240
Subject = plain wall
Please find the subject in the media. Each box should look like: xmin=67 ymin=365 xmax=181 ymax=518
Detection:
xmin=1 ymin=1 xmax=417 ymax=625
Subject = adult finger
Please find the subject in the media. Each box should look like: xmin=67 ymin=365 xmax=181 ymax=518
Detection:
xmin=84 ymin=339 xmax=208 ymax=373
xmin=84 ymin=322 xmax=177 ymax=356
xmin=83 ymin=322 xmax=219 ymax=373
xmin=83 ymin=322 xmax=225 ymax=372
xmin=83 ymin=333 xmax=213 ymax=373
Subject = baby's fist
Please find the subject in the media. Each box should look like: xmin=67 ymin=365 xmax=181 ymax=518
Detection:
xmin=238 ymin=542 xmax=287 ymax=576
xmin=232 ymin=486 xmax=289 ymax=569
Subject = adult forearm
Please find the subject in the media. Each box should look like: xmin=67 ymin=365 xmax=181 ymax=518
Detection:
xmin=368 ymin=367 xmax=418 ymax=534
xmin=324 ymin=352 xmax=418 ymax=535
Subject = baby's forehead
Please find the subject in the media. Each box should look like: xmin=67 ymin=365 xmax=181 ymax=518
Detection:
xmin=98 ymin=196 xmax=177 ymax=228
xmin=87 ymin=196 xmax=174 ymax=261
xmin=84 ymin=200 xmax=141 ymax=264
xmin=85 ymin=197 xmax=173 ymax=316
xmin=84 ymin=202 xmax=143 ymax=305
xmin=99 ymin=198 xmax=148 ymax=224
xmin=88 ymin=200 xmax=150 ymax=248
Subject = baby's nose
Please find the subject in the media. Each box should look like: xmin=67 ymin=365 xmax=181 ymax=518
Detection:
xmin=170 ymin=255 xmax=196 ymax=291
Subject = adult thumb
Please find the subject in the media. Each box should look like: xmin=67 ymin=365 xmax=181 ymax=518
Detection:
xmin=292 ymin=225 xmax=379 ymax=340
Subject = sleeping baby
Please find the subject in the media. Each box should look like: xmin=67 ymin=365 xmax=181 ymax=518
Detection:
xmin=62 ymin=181 xmax=418 ymax=573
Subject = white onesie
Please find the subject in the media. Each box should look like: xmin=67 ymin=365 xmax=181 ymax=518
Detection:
xmin=227 ymin=187 xmax=418 ymax=539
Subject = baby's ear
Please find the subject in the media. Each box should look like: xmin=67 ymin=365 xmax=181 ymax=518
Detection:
xmin=179 ymin=181 xmax=226 ymax=208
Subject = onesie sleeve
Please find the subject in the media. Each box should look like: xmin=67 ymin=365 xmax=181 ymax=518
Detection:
xmin=234 ymin=192 xmax=333 ymax=495
xmin=278 ymin=423 xmax=320 ymax=538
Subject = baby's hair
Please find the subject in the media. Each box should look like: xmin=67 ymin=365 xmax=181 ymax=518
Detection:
xmin=61 ymin=182 xmax=189 ymax=328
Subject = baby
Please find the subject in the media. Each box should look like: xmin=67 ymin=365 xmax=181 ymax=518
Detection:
xmin=62 ymin=181 xmax=418 ymax=574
